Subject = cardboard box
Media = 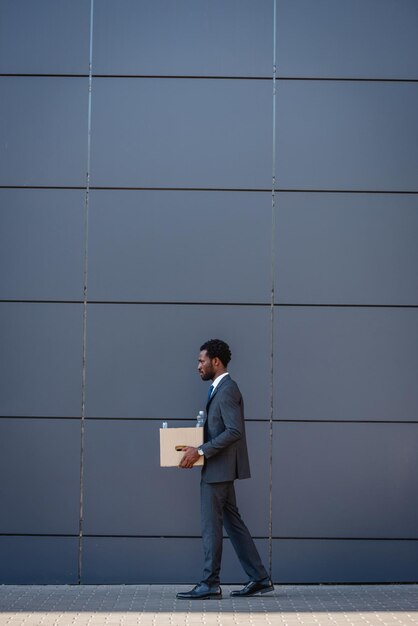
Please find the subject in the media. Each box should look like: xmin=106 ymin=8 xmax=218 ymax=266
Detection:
xmin=160 ymin=426 xmax=204 ymax=467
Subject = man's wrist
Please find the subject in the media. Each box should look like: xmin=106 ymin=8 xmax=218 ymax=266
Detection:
xmin=197 ymin=447 xmax=205 ymax=457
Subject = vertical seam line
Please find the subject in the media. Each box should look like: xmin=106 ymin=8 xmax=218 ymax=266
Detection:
xmin=78 ymin=0 xmax=94 ymax=585
xmin=269 ymin=0 xmax=277 ymax=580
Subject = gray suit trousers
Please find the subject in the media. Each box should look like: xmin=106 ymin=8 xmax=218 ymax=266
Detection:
xmin=200 ymin=480 xmax=268 ymax=587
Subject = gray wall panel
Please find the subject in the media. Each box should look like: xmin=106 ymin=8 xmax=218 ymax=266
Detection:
xmin=82 ymin=537 xmax=202 ymax=584
xmin=0 ymin=303 xmax=84 ymax=417
xmin=0 ymin=537 xmax=78 ymax=585
xmin=88 ymin=190 xmax=271 ymax=303
xmin=86 ymin=304 xmax=270 ymax=419
xmin=82 ymin=537 xmax=268 ymax=584
xmin=0 ymin=0 xmax=90 ymax=74
xmin=83 ymin=420 xmax=269 ymax=536
xmin=83 ymin=420 xmax=202 ymax=536
xmin=93 ymin=0 xmax=272 ymax=77
xmin=272 ymin=422 xmax=418 ymax=538
xmin=274 ymin=307 xmax=418 ymax=421
xmin=0 ymin=189 xmax=85 ymax=301
xmin=232 ymin=421 xmax=270 ymax=537
xmin=275 ymin=193 xmax=418 ymax=305
xmin=276 ymin=81 xmax=418 ymax=191
xmin=0 ymin=419 xmax=81 ymax=534
xmin=0 ymin=77 xmax=88 ymax=186
xmin=277 ymin=0 xmax=418 ymax=79
xmin=272 ymin=540 xmax=418 ymax=583
xmin=90 ymin=78 xmax=272 ymax=188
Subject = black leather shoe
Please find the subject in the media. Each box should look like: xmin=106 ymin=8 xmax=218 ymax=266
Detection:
xmin=230 ymin=578 xmax=274 ymax=597
xmin=176 ymin=583 xmax=222 ymax=600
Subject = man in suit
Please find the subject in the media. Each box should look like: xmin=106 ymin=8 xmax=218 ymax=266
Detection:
xmin=177 ymin=339 xmax=274 ymax=600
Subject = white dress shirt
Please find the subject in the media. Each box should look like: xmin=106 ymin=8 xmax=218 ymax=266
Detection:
xmin=209 ymin=372 xmax=229 ymax=396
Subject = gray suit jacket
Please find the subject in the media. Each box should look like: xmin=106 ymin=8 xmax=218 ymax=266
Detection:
xmin=200 ymin=375 xmax=251 ymax=483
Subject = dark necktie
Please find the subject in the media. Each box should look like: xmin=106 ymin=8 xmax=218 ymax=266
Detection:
xmin=207 ymin=385 xmax=214 ymax=403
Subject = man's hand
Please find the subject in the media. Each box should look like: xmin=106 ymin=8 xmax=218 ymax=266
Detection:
xmin=179 ymin=446 xmax=199 ymax=469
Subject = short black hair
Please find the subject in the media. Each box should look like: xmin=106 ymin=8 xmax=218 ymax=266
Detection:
xmin=200 ymin=339 xmax=231 ymax=367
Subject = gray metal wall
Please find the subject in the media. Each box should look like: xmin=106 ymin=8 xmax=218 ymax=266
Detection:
xmin=1 ymin=0 xmax=417 ymax=584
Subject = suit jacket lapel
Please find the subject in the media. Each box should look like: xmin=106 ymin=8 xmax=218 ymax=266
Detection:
xmin=206 ymin=374 xmax=230 ymax=409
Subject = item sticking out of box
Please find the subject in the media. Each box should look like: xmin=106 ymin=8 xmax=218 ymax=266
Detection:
xmin=160 ymin=426 xmax=204 ymax=467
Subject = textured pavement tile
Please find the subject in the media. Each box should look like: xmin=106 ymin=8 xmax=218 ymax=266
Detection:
xmin=1 ymin=586 xmax=418 ymax=626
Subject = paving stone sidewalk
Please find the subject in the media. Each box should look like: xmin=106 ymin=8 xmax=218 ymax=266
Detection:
xmin=0 ymin=584 xmax=417 ymax=626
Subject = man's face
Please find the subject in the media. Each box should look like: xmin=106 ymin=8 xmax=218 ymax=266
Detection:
xmin=197 ymin=350 xmax=216 ymax=381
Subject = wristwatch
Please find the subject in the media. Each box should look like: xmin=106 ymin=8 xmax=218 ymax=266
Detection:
xmin=197 ymin=447 xmax=204 ymax=457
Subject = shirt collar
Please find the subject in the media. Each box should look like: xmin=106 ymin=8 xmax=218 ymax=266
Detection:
xmin=211 ymin=372 xmax=229 ymax=391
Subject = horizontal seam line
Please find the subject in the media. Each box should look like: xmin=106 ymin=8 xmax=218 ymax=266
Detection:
xmin=271 ymin=537 xmax=418 ymax=541
xmin=1 ymin=186 xmax=417 ymax=194
xmin=1 ymin=534 xmax=417 ymax=541
xmin=1 ymin=417 xmax=416 ymax=424
xmin=1 ymin=74 xmax=417 ymax=82
xmin=1 ymin=301 xmax=417 ymax=308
